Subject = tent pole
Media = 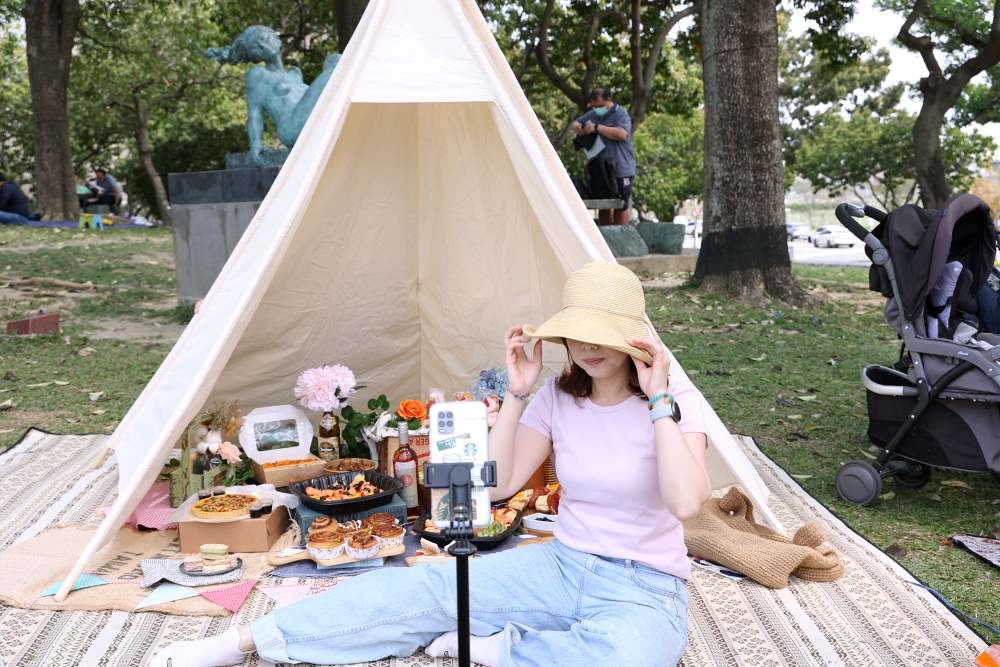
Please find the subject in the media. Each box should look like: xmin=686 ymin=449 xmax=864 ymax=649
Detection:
xmin=55 ymin=448 xmax=159 ymax=601
xmin=92 ymin=445 xmax=112 ymax=470
xmin=54 ymin=562 xmax=86 ymax=602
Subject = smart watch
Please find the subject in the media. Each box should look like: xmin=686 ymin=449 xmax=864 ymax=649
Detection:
xmin=649 ymin=394 xmax=681 ymax=423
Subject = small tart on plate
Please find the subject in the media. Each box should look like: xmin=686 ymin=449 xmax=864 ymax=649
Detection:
xmin=191 ymin=494 xmax=256 ymax=520
xmin=345 ymin=532 xmax=380 ymax=560
xmin=371 ymin=523 xmax=405 ymax=549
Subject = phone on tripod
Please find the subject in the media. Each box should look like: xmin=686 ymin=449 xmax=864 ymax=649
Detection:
xmin=428 ymin=401 xmax=491 ymax=529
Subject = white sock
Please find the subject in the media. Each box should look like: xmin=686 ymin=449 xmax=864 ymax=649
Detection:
xmin=149 ymin=627 xmax=247 ymax=667
xmin=426 ymin=630 xmax=504 ymax=667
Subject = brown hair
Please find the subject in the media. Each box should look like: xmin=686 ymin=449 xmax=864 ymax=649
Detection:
xmin=556 ymin=340 xmax=645 ymax=402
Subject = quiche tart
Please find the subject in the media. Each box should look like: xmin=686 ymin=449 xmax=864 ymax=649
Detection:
xmin=191 ymin=493 xmax=257 ymax=519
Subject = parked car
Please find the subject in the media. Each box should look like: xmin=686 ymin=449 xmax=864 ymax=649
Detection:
xmin=678 ymin=216 xmax=703 ymax=235
xmin=785 ymin=223 xmax=810 ymax=241
xmin=811 ymin=225 xmax=856 ymax=248
xmin=807 ymin=225 xmax=833 ymax=243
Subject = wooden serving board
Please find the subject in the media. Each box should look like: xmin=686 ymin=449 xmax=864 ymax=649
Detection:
xmin=267 ymin=544 xmax=406 ymax=567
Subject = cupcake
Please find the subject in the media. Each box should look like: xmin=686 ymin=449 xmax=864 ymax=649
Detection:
xmin=371 ymin=523 xmax=405 ymax=549
xmin=307 ymin=533 xmax=346 ymax=561
xmin=334 ymin=520 xmax=366 ymax=538
xmin=345 ymin=532 xmax=380 ymax=560
xmin=363 ymin=512 xmax=397 ymax=528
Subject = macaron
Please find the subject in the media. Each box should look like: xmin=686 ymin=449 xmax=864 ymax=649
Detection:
xmin=200 ymin=543 xmax=230 ymax=560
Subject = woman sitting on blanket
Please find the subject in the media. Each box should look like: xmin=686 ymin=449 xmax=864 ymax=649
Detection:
xmin=153 ymin=261 xmax=711 ymax=667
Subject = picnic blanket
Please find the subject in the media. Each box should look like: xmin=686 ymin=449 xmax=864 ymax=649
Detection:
xmin=0 ymin=429 xmax=987 ymax=666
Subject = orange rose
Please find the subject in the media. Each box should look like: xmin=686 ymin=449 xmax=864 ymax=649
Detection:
xmin=398 ymin=399 xmax=427 ymax=420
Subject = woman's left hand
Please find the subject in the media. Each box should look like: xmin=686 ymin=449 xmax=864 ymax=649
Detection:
xmin=627 ymin=338 xmax=670 ymax=398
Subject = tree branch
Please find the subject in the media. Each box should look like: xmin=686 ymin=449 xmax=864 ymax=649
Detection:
xmin=641 ymin=1 xmax=700 ymax=94
xmin=948 ymin=0 xmax=1000 ymax=93
xmin=931 ymin=15 xmax=987 ymax=50
xmin=582 ymin=8 xmax=627 ymax=101
xmin=535 ymin=0 xmax=584 ymax=107
xmin=896 ymin=0 xmax=943 ymax=79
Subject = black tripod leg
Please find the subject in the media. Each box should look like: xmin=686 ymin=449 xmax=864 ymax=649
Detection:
xmin=456 ymin=552 xmax=471 ymax=667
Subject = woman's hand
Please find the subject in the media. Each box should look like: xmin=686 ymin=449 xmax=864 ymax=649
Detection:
xmin=505 ymin=325 xmax=543 ymax=394
xmin=627 ymin=337 xmax=670 ymax=398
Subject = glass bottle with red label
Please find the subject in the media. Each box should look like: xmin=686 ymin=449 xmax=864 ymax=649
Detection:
xmin=393 ymin=421 xmax=420 ymax=518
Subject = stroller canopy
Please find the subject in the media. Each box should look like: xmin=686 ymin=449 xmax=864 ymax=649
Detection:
xmin=868 ymin=194 xmax=995 ymax=323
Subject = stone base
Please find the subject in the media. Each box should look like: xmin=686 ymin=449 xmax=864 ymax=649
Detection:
xmin=598 ymin=225 xmax=648 ymax=257
xmin=225 ymin=149 xmax=289 ymax=170
xmin=618 ymin=250 xmax=698 ymax=274
xmin=636 ymin=222 xmax=684 ymax=254
xmin=168 ymin=166 xmax=281 ymax=301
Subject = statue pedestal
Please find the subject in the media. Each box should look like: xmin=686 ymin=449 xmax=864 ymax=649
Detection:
xmin=224 ymin=149 xmax=289 ymax=170
xmin=168 ymin=166 xmax=280 ymax=302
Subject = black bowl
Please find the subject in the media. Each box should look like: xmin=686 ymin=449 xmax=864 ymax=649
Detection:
xmin=289 ymin=471 xmax=402 ymax=516
xmin=411 ymin=510 xmax=522 ymax=551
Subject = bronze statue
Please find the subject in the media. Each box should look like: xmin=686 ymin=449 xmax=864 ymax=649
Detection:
xmin=207 ymin=26 xmax=340 ymax=167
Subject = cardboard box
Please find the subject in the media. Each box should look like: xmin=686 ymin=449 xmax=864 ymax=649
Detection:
xmin=169 ymin=463 xmax=229 ymax=508
xmin=379 ymin=434 xmax=430 ymax=477
xmin=178 ymin=505 xmax=291 ymax=553
xmin=250 ymin=456 xmax=325 ymax=487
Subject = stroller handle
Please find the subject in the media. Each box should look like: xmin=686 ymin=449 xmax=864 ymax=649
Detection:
xmin=836 ymin=203 xmax=875 ymax=242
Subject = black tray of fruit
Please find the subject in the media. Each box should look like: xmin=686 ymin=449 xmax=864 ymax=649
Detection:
xmin=289 ymin=470 xmax=402 ymax=515
xmin=411 ymin=510 xmax=522 ymax=551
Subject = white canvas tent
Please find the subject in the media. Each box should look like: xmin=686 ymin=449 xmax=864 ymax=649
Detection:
xmin=56 ymin=0 xmax=782 ymax=601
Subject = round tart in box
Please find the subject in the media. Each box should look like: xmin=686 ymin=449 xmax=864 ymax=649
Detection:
xmin=307 ymin=534 xmax=346 ymax=560
xmin=345 ymin=533 xmax=380 ymax=560
xmin=371 ymin=523 xmax=405 ymax=549
xmin=191 ymin=494 xmax=257 ymax=520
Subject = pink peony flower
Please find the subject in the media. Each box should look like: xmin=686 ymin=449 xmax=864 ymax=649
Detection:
xmin=218 ymin=441 xmax=242 ymax=464
xmin=294 ymin=364 xmax=357 ymax=412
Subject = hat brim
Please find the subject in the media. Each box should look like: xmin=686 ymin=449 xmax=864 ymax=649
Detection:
xmin=523 ymin=305 xmax=654 ymax=365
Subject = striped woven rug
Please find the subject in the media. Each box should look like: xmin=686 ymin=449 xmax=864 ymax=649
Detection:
xmin=0 ymin=430 xmax=986 ymax=667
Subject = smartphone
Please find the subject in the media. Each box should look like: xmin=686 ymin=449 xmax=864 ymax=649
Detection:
xmin=428 ymin=401 xmax=491 ymax=528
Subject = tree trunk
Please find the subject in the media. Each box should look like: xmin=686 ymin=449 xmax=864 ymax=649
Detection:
xmin=695 ymin=0 xmax=809 ymax=305
xmin=134 ymin=116 xmax=171 ymax=226
xmin=334 ymin=0 xmax=369 ymax=53
xmin=912 ymin=97 xmax=950 ymax=210
xmin=23 ymin=0 xmax=80 ymax=221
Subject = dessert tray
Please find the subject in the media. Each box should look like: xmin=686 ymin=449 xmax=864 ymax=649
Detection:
xmin=267 ymin=544 xmax=406 ymax=567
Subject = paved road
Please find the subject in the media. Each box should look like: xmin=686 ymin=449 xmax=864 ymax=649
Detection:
xmin=682 ymin=236 xmax=870 ymax=267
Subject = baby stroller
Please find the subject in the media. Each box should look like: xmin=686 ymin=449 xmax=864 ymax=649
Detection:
xmin=834 ymin=195 xmax=1000 ymax=506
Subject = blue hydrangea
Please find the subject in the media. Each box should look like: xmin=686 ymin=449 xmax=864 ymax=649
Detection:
xmin=471 ymin=366 xmax=508 ymax=401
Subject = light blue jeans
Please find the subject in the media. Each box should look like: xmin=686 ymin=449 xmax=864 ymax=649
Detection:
xmin=251 ymin=539 xmax=688 ymax=666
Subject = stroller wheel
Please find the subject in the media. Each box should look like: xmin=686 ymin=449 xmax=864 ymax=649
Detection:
xmin=888 ymin=460 xmax=933 ymax=488
xmin=836 ymin=461 xmax=883 ymax=506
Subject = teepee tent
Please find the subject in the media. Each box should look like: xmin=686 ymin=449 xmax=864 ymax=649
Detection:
xmin=56 ymin=0 xmax=780 ymax=601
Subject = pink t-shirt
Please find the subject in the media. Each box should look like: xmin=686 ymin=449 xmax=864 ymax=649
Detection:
xmin=520 ymin=375 xmax=707 ymax=580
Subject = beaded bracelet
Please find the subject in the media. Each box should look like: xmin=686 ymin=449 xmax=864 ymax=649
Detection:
xmin=507 ymin=391 xmax=530 ymax=401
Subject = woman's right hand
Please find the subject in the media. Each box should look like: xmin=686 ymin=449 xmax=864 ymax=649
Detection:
xmin=505 ymin=325 xmax=542 ymax=394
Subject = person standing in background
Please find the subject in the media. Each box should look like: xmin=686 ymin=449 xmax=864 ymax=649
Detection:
xmin=0 ymin=173 xmax=31 ymax=225
xmin=571 ymin=88 xmax=636 ymax=226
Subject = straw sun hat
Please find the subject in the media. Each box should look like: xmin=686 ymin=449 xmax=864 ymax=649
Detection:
xmin=523 ymin=261 xmax=657 ymax=365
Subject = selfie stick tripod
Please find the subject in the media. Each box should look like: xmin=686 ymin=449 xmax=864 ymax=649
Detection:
xmin=422 ymin=461 xmax=497 ymax=667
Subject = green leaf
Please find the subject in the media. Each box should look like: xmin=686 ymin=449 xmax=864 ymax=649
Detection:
xmin=168 ymin=458 xmax=180 ymax=467
xmin=407 ymin=417 xmax=421 ymax=430
xmin=368 ymin=398 xmax=378 ymax=410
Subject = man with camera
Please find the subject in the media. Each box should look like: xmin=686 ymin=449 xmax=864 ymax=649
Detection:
xmin=571 ymin=88 xmax=636 ymax=226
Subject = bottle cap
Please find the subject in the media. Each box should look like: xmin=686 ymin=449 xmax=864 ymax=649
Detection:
xmin=398 ymin=420 xmax=409 ymax=444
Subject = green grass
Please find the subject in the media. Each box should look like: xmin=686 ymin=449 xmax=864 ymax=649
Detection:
xmin=0 ymin=226 xmax=178 ymax=444
xmin=647 ymin=264 xmax=1000 ymax=640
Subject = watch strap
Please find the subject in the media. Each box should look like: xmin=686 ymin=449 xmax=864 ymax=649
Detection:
xmin=650 ymin=402 xmax=677 ymax=423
